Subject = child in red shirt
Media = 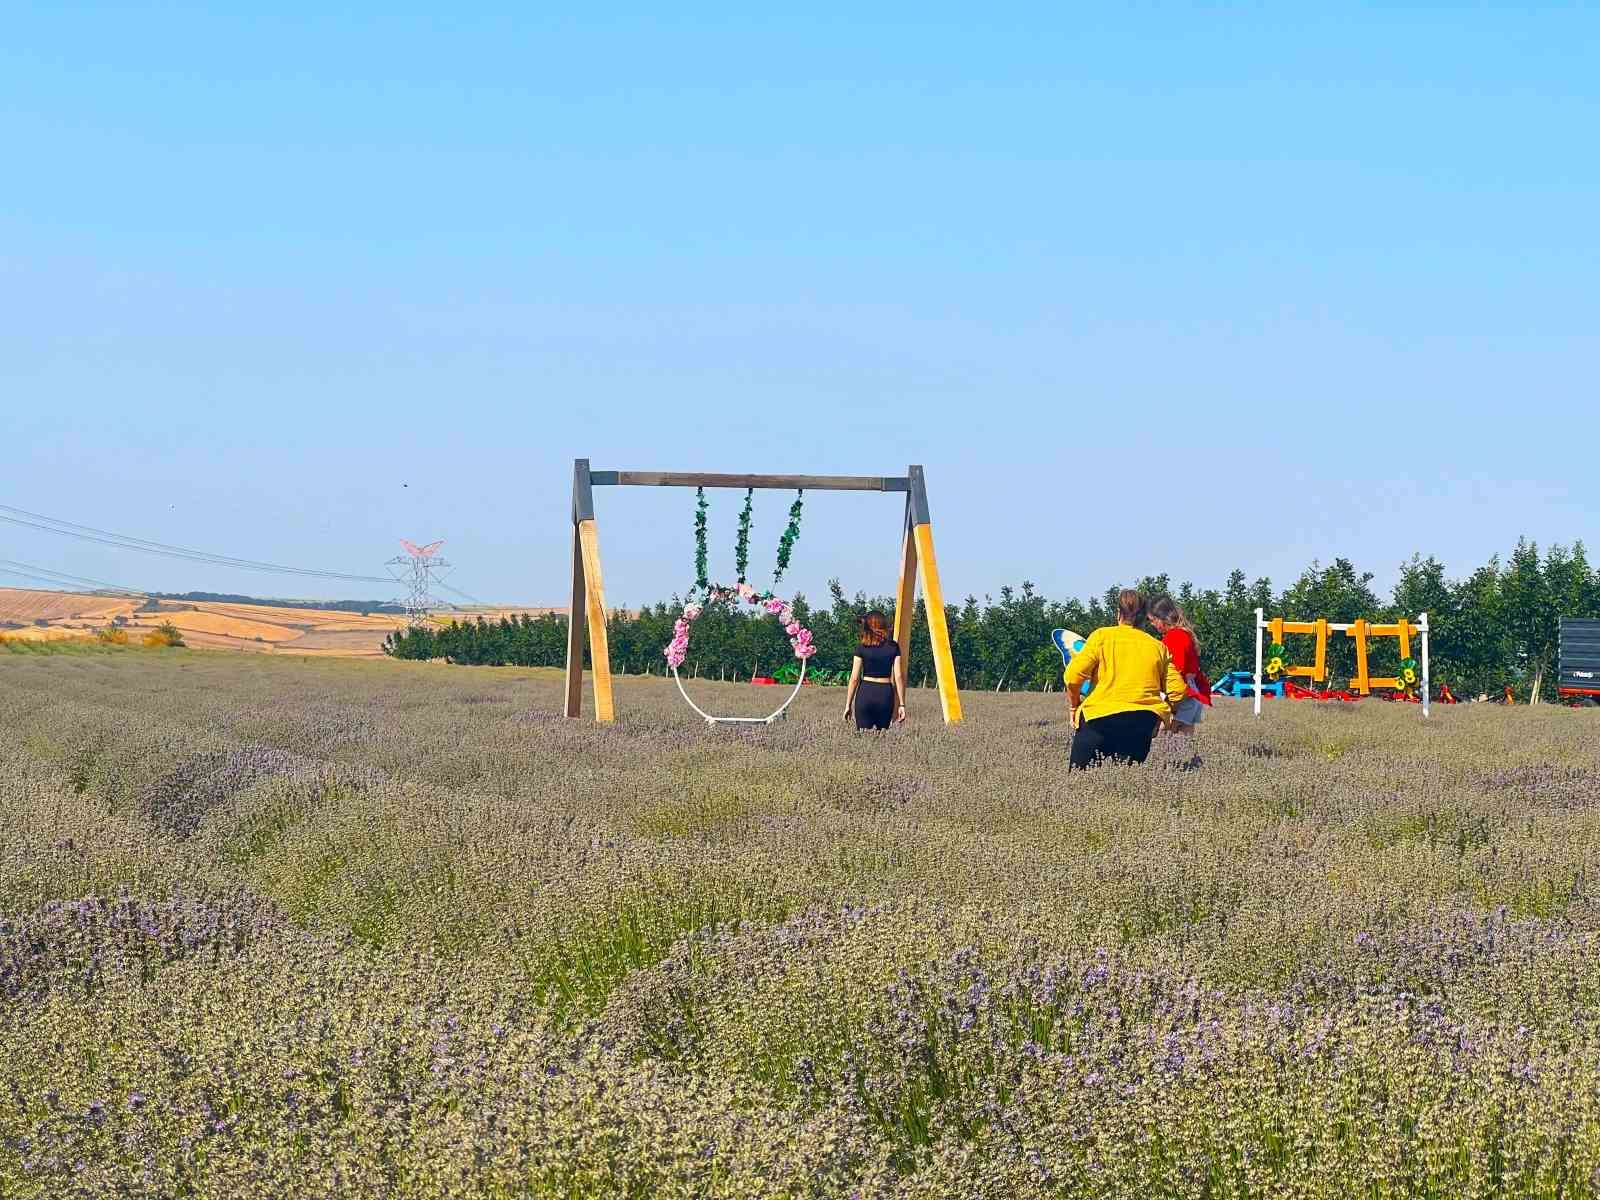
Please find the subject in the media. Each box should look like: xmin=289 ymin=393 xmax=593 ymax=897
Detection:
xmin=1148 ymin=596 xmax=1210 ymax=733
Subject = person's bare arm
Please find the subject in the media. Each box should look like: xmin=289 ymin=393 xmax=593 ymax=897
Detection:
xmin=893 ymin=654 xmax=907 ymax=722
xmin=843 ymin=656 xmax=863 ymax=723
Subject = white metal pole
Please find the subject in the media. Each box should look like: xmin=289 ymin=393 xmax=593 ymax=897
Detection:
xmin=1419 ymin=612 xmax=1431 ymax=718
xmin=1254 ymin=607 xmax=1265 ymax=718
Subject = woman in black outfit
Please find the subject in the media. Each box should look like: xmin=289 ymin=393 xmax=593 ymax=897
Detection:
xmin=843 ymin=610 xmax=907 ymax=729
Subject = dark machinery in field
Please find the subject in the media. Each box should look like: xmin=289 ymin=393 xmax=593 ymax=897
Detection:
xmin=1558 ymin=617 xmax=1600 ymax=706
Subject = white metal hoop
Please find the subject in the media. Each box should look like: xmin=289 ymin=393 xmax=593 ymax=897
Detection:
xmin=671 ymin=658 xmax=808 ymax=725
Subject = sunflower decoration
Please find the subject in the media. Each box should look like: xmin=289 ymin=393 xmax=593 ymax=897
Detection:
xmin=1394 ymin=656 xmax=1420 ymax=697
xmin=1264 ymin=643 xmax=1288 ymax=680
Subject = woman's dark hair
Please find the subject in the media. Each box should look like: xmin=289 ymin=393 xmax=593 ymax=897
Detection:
xmin=1116 ymin=588 xmax=1147 ymax=626
xmin=858 ymin=610 xmax=890 ymax=647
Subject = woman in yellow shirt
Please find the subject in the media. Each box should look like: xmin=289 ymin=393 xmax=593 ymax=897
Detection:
xmin=1064 ymin=589 xmax=1188 ymax=769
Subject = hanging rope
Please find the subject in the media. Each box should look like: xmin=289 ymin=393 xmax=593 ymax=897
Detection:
xmin=772 ymin=490 xmax=804 ymax=586
xmin=693 ymin=487 xmax=709 ymax=593
xmin=733 ymin=487 xmax=754 ymax=584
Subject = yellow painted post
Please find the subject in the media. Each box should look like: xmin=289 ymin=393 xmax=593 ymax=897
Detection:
xmin=1313 ymin=619 xmax=1328 ymax=683
xmin=1394 ymin=618 xmax=1412 ymax=661
xmin=1280 ymin=621 xmax=1321 ymax=680
xmin=563 ymin=522 xmax=587 ymax=718
xmin=577 ymin=519 xmax=614 ymax=722
xmin=912 ymin=523 xmax=962 ymax=724
xmin=1348 ymin=620 xmax=1370 ymax=695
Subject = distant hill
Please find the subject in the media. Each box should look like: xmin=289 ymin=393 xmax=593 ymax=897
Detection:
xmin=153 ymin=591 xmax=405 ymax=615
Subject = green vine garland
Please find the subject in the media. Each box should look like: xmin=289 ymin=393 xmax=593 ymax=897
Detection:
xmin=734 ymin=488 xmax=754 ymax=584
xmin=693 ymin=487 xmax=709 ymax=593
xmin=687 ymin=486 xmax=807 ymax=600
xmin=772 ymin=490 xmax=804 ymax=585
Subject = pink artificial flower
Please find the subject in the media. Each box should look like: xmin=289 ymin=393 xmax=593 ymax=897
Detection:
xmin=784 ymin=621 xmax=801 ymax=636
xmin=780 ymin=608 xmax=795 ymax=626
xmin=764 ymin=598 xmax=784 ymax=614
xmin=736 ymin=582 xmax=755 ymax=598
xmin=682 ymin=604 xmax=702 ymax=620
xmin=795 ymin=628 xmax=813 ymax=645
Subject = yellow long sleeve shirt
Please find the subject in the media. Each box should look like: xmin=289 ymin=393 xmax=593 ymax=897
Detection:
xmin=1064 ymin=623 xmax=1188 ymax=728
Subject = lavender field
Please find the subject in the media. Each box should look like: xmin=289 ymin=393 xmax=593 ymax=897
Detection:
xmin=4 ymin=649 xmax=1600 ymax=1198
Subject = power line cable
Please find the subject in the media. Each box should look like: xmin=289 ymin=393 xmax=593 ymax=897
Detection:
xmin=2 ymin=504 xmax=488 ymax=603
xmin=436 ymin=580 xmax=487 ymax=605
xmin=0 ymin=502 xmax=325 ymax=565
xmin=0 ymin=558 xmax=147 ymax=596
xmin=0 ymin=564 xmax=111 ymax=593
xmin=0 ymin=504 xmax=394 ymax=585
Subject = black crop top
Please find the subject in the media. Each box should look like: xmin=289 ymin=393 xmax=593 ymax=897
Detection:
xmin=856 ymin=638 xmax=901 ymax=679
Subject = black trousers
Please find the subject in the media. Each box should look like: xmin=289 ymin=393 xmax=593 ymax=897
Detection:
xmin=854 ymin=681 xmax=896 ymax=730
xmin=1069 ymin=710 xmax=1160 ymax=770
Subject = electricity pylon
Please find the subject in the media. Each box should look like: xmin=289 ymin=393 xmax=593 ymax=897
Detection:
xmin=386 ymin=539 xmax=450 ymax=626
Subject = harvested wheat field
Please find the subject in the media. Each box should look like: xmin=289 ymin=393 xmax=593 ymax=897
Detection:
xmin=0 ymin=587 xmax=570 ymax=657
xmin=0 ymin=587 xmax=416 ymax=656
xmin=3 ymin=649 xmax=1599 ymax=1197
xmin=0 ymin=586 xmax=137 ymax=626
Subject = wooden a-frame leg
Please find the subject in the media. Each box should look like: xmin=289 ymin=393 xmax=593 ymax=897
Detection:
xmin=904 ymin=465 xmax=961 ymax=725
xmin=913 ymin=524 xmax=962 ymax=724
xmin=563 ymin=521 xmax=587 ymax=718
xmin=893 ymin=504 xmax=918 ymax=662
xmin=577 ymin=519 xmax=614 ymax=722
xmin=564 ymin=457 xmax=613 ymax=722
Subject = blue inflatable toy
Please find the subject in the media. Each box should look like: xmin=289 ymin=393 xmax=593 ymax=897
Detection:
xmin=1051 ymin=628 xmax=1094 ymax=698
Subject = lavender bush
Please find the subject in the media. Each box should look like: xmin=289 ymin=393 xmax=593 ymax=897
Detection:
xmin=3 ymin=650 xmax=1599 ymax=1196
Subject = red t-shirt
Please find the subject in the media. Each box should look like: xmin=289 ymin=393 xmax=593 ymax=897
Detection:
xmin=1161 ymin=627 xmax=1212 ymax=706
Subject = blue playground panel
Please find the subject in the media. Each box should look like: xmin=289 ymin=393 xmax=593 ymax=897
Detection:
xmin=1211 ymin=670 xmax=1283 ymax=699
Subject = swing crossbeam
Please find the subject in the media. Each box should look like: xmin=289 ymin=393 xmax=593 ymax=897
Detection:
xmin=590 ymin=471 xmax=910 ymax=492
xmin=563 ymin=460 xmax=963 ymax=725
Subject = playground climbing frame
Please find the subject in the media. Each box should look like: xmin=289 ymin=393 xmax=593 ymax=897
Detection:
xmin=1253 ymin=608 xmax=1432 ymax=717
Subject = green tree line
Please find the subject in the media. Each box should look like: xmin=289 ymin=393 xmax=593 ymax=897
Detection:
xmin=384 ymin=538 xmax=1600 ymax=699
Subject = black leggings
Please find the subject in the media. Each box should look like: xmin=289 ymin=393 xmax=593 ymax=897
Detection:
xmin=1069 ymin=710 xmax=1160 ymax=770
xmin=854 ymin=680 xmax=896 ymax=730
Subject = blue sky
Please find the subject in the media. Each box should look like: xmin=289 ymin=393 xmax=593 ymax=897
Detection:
xmin=5 ymin=3 xmax=1596 ymax=608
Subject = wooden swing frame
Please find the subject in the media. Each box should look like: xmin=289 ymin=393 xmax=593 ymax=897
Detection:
xmin=563 ymin=460 xmax=963 ymax=724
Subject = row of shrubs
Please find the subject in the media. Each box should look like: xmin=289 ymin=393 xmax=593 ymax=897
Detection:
xmin=99 ymin=620 xmax=187 ymax=648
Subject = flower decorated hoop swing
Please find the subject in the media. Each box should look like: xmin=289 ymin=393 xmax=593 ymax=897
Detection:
xmin=665 ymin=584 xmax=817 ymax=725
xmin=663 ymin=486 xmax=815 ymax=726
